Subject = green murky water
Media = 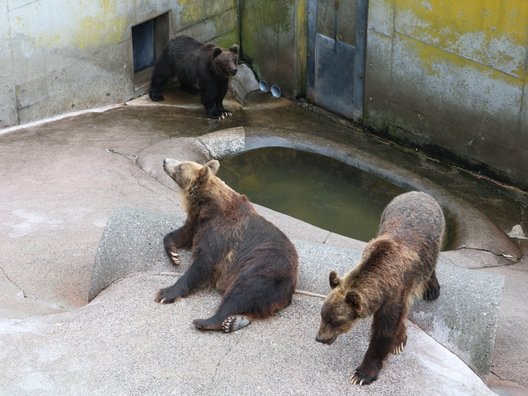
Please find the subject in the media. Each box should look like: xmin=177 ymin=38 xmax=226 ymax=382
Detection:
xmin=217 ymin=147 xmax=406 ymax=241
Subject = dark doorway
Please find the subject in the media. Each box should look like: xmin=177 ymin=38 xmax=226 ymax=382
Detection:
xmin=132 ymin=20 xmax=155 ymax=73
xmin=131 ymin=12 xmax=170 ymax=89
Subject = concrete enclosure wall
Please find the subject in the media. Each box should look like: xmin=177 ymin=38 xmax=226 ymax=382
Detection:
xmin=0 ymin=0 xmax=238 ymax=128
xmin=2 ymin=0 xmax=527 ymax=189
xmin=364 ymin=0 xmax=528 ymax=189
xmin=240 ymin=0 xmax=307 ymax=98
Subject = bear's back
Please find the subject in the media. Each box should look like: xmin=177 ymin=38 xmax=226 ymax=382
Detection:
xmin=379 ymin=191 xmax=445 ymax=249
xmin=161 ymin=36 xmax=212 ymax=76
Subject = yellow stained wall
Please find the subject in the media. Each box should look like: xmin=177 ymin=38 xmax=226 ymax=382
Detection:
xmin=395 ymin=0 xmax=528 ymax=80
xmin=365 ymin=0 xmax=528 ymax=189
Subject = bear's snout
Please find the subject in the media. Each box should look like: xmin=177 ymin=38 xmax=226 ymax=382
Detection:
xmin=315 ymin=332 xmax=337 ymax=345
xmin=232 ymin=68 xmax=237 ymax=76
xmin=163 ymin=158 xmax=182 ymax=175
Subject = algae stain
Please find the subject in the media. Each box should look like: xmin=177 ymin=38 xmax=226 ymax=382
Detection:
xmin=178 ymin=0 xmax=237 ymax=25
xmin=177 ymin=0 xmax=201 ymax=24
xmin=395 ymin=0 xmax=528 ymax=79
xmin=405 ymin=36 xmax=524 ymax=87
xmin=397 ymin=0 xmax=528 ymax=46
xmin=73 ymin=0 xmax=126 ymax=49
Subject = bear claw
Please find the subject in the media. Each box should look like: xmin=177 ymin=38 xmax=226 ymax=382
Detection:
xmin=350 ymin=369 xmax=377 ymax=386
xmin=221 ymin=315 xmax=251 ymax=333
xmin=392 ymin=335 xmax=407 ymax=355
xmin=392 ymin=342 xmax=405 ymax=355
xmin=169 ymin=251 xmax=181 ymax=265
xmin=155 ymin=288 xmax=180 ymax=304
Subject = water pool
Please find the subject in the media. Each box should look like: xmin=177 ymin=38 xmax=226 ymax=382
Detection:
xmin=218 ymin=146 xmax=406 ymax=241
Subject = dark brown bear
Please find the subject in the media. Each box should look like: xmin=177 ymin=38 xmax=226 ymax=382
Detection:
xmin=316 ymin=191 xmax=445 ymax=385
xmin=149 ymin=35 xmax=239 ymax=120
xmin=156 ymin=158 xmax=298 ymax=332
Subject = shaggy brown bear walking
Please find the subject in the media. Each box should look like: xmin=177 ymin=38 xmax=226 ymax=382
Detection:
xmin=316 ymin=191 xmax=445 ymax=385
xmin=149 ymin=35 xmax=239 ymax=120
xmin=156 ymin=158 xmax=298 ymax=333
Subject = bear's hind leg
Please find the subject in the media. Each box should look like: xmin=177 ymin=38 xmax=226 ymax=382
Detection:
xmin=193 ymin=275 xmax=293 ymax=333
xmin=193 ymin=314 xmax=251 ymax=333
xmin=192 ymin=292 xmax=253 ymax=332
xmin=423 ymin=270 xmax=440 ymax=301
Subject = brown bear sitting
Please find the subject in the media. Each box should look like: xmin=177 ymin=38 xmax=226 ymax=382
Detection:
xmin=156 ymin=158 xmax=299 ymax=333
xmin=316 ymin=191 xmax=445 ymax=385
xmin=149 ymin=35 xmax=239 ymax=120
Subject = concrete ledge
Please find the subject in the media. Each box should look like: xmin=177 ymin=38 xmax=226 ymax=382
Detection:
xmin=137 ymin=129 xmax=522 ymax=261
xmin=91 ymin=207 xmax=504 ymax=378
xmin=88 ymin=207 xmax=186 ymax=301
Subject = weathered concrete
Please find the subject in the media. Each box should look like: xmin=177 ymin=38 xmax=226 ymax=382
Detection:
xmin=0 ymin=0 xmax=238 ymax=128
xmin=364 ymin=0 xmax=528 ymax=190
xmin=0 ymin=90 xmax=527 ymax=393
xmin=229 ymin=63 xmax=260 ymax=104
xmin=1 ymin=273 xmax=494 ymax=395
xmin=240 ymin=0 xmax=306 ymax=98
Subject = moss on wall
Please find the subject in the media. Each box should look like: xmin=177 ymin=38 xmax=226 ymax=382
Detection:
xmin=240 ymin=0 xmax=306 ymax=97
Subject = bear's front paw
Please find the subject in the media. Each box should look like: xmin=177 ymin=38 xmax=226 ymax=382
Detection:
xmin=350 ymin=367 xmax=378 ymax=386
xmin=423 ymin=282 xmax=440 ymax=301
xmin=149 ymin=92 xmax=165 ymax=102
xmin=392 ymin=334 xmax=407 ymax=355
xmin=155 ymin=286 xmax=181 ymax=304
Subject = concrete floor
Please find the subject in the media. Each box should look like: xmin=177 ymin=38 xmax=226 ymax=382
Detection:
xmin=0 ymin=89 xmax=527 ymax=394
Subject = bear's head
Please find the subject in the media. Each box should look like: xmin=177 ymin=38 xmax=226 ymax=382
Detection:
xmin=315 ymin=271 xmax=367 ymax=345
xmin=163 ymin=158 xmax=220 ymax=191
xmin=164 ymin=158 xmax=235 ymax=215
xmin=211 ymin=44 xmax=239 ymax=79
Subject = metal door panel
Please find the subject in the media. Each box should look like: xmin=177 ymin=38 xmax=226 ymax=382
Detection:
xmin=314 ymin=33 xmax=356 ymax=119
xmin=307 ymin=0 xmax=369 ymax=122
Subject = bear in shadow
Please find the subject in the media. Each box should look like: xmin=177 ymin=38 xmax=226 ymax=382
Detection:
xmin=156 ymin=158 xmax=298 ymax=333
xmin=149 ymin=35 xmax=239 ymax=120
xmin=316 ymin=191 xmax=445 ymax=385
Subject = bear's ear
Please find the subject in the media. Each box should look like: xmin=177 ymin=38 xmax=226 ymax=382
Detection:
xmin=205 ymin=160 xmax=220 ymax=175
xmin=212 ymin=47 xmax=223 ymax=58
xmin=229 ymin=44 xmax=239 ymax=55
xmin=345 ymin=290 xmax=366 ymax=317
xmin=329 ymin=271 xmax=341 ymax=289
